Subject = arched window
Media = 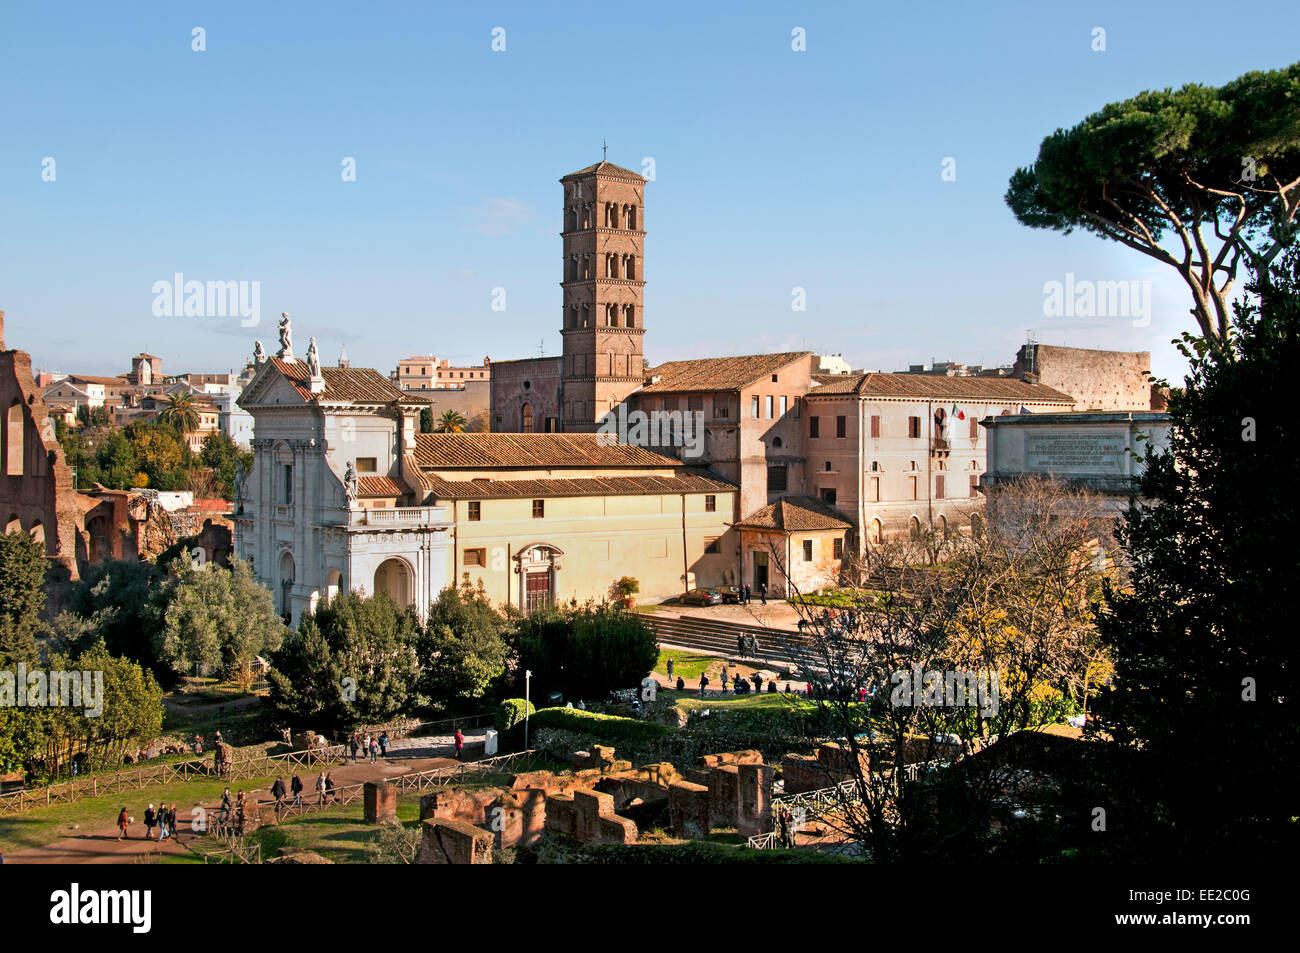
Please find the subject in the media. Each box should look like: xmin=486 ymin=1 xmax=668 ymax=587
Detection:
xmin=278 ymin=552 xmax=296 ymax=621
xmin=6 ymin=402 xmax=23 ymax=476
xmin=909 ymin=516 xmax=921 ymax=540
xmin=521 ymin=403 xmax=534 ymax=433
xmin=624 ymin=304 xmax=635 ymax=327
xmin=870 ymin=518 xmax=883 ymax=545
xmin=375 ymin=558 xmax=413 ymax=608
xmin=938 ymin=514 xmax=949 ymax=539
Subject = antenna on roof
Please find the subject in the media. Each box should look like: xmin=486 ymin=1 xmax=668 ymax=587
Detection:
xmin=538 ymin=338 xmax=545 ymax=357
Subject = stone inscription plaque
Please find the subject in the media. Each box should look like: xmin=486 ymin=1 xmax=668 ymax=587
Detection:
xmin=1025 ymin=432 xmax=1125 ymax=474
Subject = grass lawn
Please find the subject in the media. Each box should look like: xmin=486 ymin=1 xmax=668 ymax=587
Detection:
xmin=666 ymin=688 xmax=818 ymax=713
xmin=202 ymin=797 xmax=426 ymax=864
xmin=0 ymin=770 xmax=289 ymax=855
xmin=655 ymin=650 xmax=716 ymax=682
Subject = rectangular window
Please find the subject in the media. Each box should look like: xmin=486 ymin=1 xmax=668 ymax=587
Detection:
xmin=688 ymin=395 xmax=704 ymax=412
xmin=283 ymin=464 xmax=293 ymax=505
xmin=969 ymin=416 xmax=979 ymax=439
xmin=356 ymin=457 xmax=377 ymax=473
xmin=704 ymin=494 xmax=716 ymax=512
xmin=464 ymin=548 xmax=486 ymax=567
xmin=532 ymin=499 xmax=545 ymax=518
xmin=870 ymin=415 xmax=880 ymax=438
xmin=705 ymin=537 xmax=720 ymax=554
xmin=870 ymin=476 xmax=880 ymax=502
xmin=908 ymin=416 xmax=921 ymax=439
xmin=819 ymin=487 xmax=837 ymax=504
xmin=936 ymin=475 xmax=945 ymax=499
xmin=833 ymin=538 xmax=844 ymax=560
xmin=910 ymin=475 xmax=918 ymax=501
xmin=765 ymin=395 xmax=774 ymax=419
xmin=751 ymin=396 xmax=760 ymax=418
xmin=780 ymin=395 xmax=788 ymax=417
xmin=716 ymin=400 xmax=729 ymax=418
xmin=767 ymin=465 xmax=788 ymax=492
xmin=836 ymin=416 xmax=846 ymax=438
xmin=467 ymin=501 xmax=481 ymax=521
xmin=970 ymin=474 xmax=980 ymax=497
xmin=802 ymin=540 xmax=813 ymax=562
xmin=809 ymin=416 xmax=820 ymax=438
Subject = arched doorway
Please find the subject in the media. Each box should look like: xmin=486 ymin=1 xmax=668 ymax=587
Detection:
xmin=515 ymin=544 xmax=561 ymax=614
xmin=869 ymin=518 xmax=883 ymax=545
xmin=29 ymin=521 xmax=44 ymax=547
xmin=908 ymin=516 xmax=921 ymax=540
xmin=521 ymin=402 xmax=534 ymax=433
xmin=374 ymin=558 xmax=413 ymax=608
xmin=326 ymin=569 xmax=342 ymax=605
xmin=278 ymin=552 xmax=295 ymax=622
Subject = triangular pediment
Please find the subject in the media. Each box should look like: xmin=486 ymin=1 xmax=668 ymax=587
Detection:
xmin=238 ymin=361 xmax=309 ymax=410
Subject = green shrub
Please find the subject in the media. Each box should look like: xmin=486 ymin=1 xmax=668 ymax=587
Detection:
xmin=528 ymin=707 xmax=670 ymax=744
xmin=496 ymin=697 xmax=536 ymax=732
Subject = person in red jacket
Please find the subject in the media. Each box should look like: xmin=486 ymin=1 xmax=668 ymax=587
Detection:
xmin=117 ymin=807 xmax=130 ymax=840
xmin=454 ymin=728 xmax=464 ymax=761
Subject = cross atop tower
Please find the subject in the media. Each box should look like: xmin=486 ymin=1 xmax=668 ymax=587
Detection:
xmin=602 ymin=139 xmax=607 ymax=161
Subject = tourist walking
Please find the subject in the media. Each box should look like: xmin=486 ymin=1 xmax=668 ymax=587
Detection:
xmin=720 ymin=664 xmax=729 ymax=691
xmin=737 ymin=634 xmax=746 ymax=656
xmin=315 ymin=772 xmax=326 ymax=805
xmin=369 ymin=738 xmax=378 ymax=763
xmin=699 ymin=673 xmax=710 ymax=696
xmin=324 ymin=772 xmax=336 ymax=803
xmin=454 ymin=728 xmax=465 ymax=761
xmin=220 ymin=787 xmax=232 ymax=823
xmin=290 ymin=773 xmax=303 ymax=806
xmin=271 ymin=776 xmax=287 ymax=812
xmin=759 ymin=583 xmax=768 ymax=605
xmin=666 ymin=657 xmax=674 ymax=681
xmin=350 ymin=734 xmax=359 ymax=763
xmin=167 ymin=804 xmax=179 ymax=838
xmin=143 ymin=803 xmax=156 ymax=840
xmin=116 ymin=807 xmax=130 ymax=840
xmin=379 ymin=732 xmax=388 ymax=758
xmin=157 ymin=804 xmax=169 ymax=840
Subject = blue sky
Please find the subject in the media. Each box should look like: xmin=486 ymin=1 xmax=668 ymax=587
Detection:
xmin=2 ymin=1 xmax=1297 ymax=384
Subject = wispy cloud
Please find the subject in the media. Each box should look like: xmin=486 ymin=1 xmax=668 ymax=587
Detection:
xmin=462 ymin=197 xmax=532 ymax=237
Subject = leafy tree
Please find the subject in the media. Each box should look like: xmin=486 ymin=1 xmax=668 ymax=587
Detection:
xmin=124 ymin=423 xmax=188 ymax=487
xmin=69 ymin=559 xmax=170 ymax=676
xmin=158 ymin=555 xmax=284 ymax=684
xmin=199 ymin=432 xmax=252 ymax=499
xmin=1007 ymin=62 xmax=1300 ymax=341
xmin=419 ymin=407 xmax=435 ymax=434
xmin=1095 ymin=249 xmax=1300 ymax=859
xmin=158 ymin=391 xmax=200 ymax=437
xmin=513 ymin=602 xmax=658 ymax=700
xmin=269 ymin=590 xmax=422 ymax=730
xmin=436 ymin=409 xmax=468 ymax=433
xmin=418 ymin=578 xmax=514 ymax=703
xmin=0 ymin=532 xmax=48 ymax=666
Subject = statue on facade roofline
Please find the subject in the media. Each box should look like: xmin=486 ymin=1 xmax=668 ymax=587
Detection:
xmin=253 ymin=340 xmax=266 ymax=365
xmin=306 ymin=337 xmax=321 ymax=379
xmin=277 ymin=312 xmax=294 ymax=360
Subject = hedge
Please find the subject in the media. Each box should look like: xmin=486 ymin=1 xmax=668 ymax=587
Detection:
xmin=527 ymin=707 xmax=672 ymax=744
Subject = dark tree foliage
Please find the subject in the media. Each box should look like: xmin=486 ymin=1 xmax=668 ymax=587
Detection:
xmin=268 ymin=590 xmax=422 ymax=731
xmin=0 ymin=532 xmax=49 ymax=666
xmin=513 ymin=603 xmax=658 ymax=701
xmin=1095 ymin=249 xmax=1300 ymax=859
xmin=417 ymin=579 xmax=514 ymax=704
xmin=1007 ymin=62 xmax=1300 ymax=342
xmin=68 ymin=559 xmax=172 ymax=682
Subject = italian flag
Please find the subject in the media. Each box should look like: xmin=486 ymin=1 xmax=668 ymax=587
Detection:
xmin=951 ymin=404 xmax=966 ymax=421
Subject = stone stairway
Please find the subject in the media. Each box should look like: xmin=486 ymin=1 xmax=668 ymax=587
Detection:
xmin=641 ymin=613 xmax=814 ymax=668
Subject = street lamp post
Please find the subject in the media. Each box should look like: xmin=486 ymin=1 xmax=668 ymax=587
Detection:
xmin=524 ymin=669 xmax=531 ymax=751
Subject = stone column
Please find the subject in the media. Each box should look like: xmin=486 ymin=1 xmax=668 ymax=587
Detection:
xmin=736 ymin=763 xmax=774 ymax=839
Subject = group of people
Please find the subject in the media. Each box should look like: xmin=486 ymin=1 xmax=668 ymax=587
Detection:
xmin=348 ymin=731 xmax=388 ymax=763
xmin=117 ymin=803 xmax=180 ymax=841
xmin=732 ymin=583 xmax=768 ymax=606
xmin=736 ymin=634 xmax=762 ymax=658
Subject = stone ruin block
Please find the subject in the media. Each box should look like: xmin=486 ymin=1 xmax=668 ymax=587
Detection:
xmin=419 ymin=787 xmax=502 ymax=827
xmin=417 ymin=818 xmax=494 ymax=864
xmin=736 ymin=763 xmax=775 ymax=839
xmin=697 ymin=750 xmax=764 ymax=770
xmin=598 ymin=813 xmax=638 ymax=845
xmin=781 ymin=753 xmax=827 ymax=795
xmin=544 ymin=793 xmax=579 ymax=837
xmin=668 ymin=781 xmax=710 ymax=839
xmin=364 ymin=781 xmax=397 ymax=824
xmin=707 ymin=764 xmax=741 ymax=828
xmin=574 ymin=790 xmax=613 ymax=842
xmin=817 ymin=742 xmax=869 ymax=779
xmin=635 ymin=762 xmax=680 ymax=786
xmin=494 ymin=788 xmax=547 ymax=848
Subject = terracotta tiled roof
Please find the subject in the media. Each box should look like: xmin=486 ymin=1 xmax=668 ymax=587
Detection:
xmin=412 ymin=433 xmax=681 ymax=469
xmin=737 ymin=495 xmax=852 ymax=532
xmin=268 ymin=358 xmax=429 ymax=404
xmin=639 ymin=352 xmax=812 ymax=394
xmin=422 ymin=471 xmax=734 ymax=500
xmin=358 ymin=475 xmax=412 ymax=498
xmin=67 ymin=374 xmax=131 ymax=386
xmin=562 ymin=160 xmax=645 ymax=181
xmin=808 ymin=372 xmax=1074 ymax=403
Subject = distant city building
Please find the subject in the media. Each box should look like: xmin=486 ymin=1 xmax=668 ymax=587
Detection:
xmin=394 ymin=355 xmax=491 ymax=391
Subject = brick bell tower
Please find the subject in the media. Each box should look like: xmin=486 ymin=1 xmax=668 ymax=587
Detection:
xmin=559 ymin=157 xmax=647 ymax=431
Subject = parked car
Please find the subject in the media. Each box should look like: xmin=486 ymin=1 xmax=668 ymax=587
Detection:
xmin=680 ymin=587 xmax=723 ymax=606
